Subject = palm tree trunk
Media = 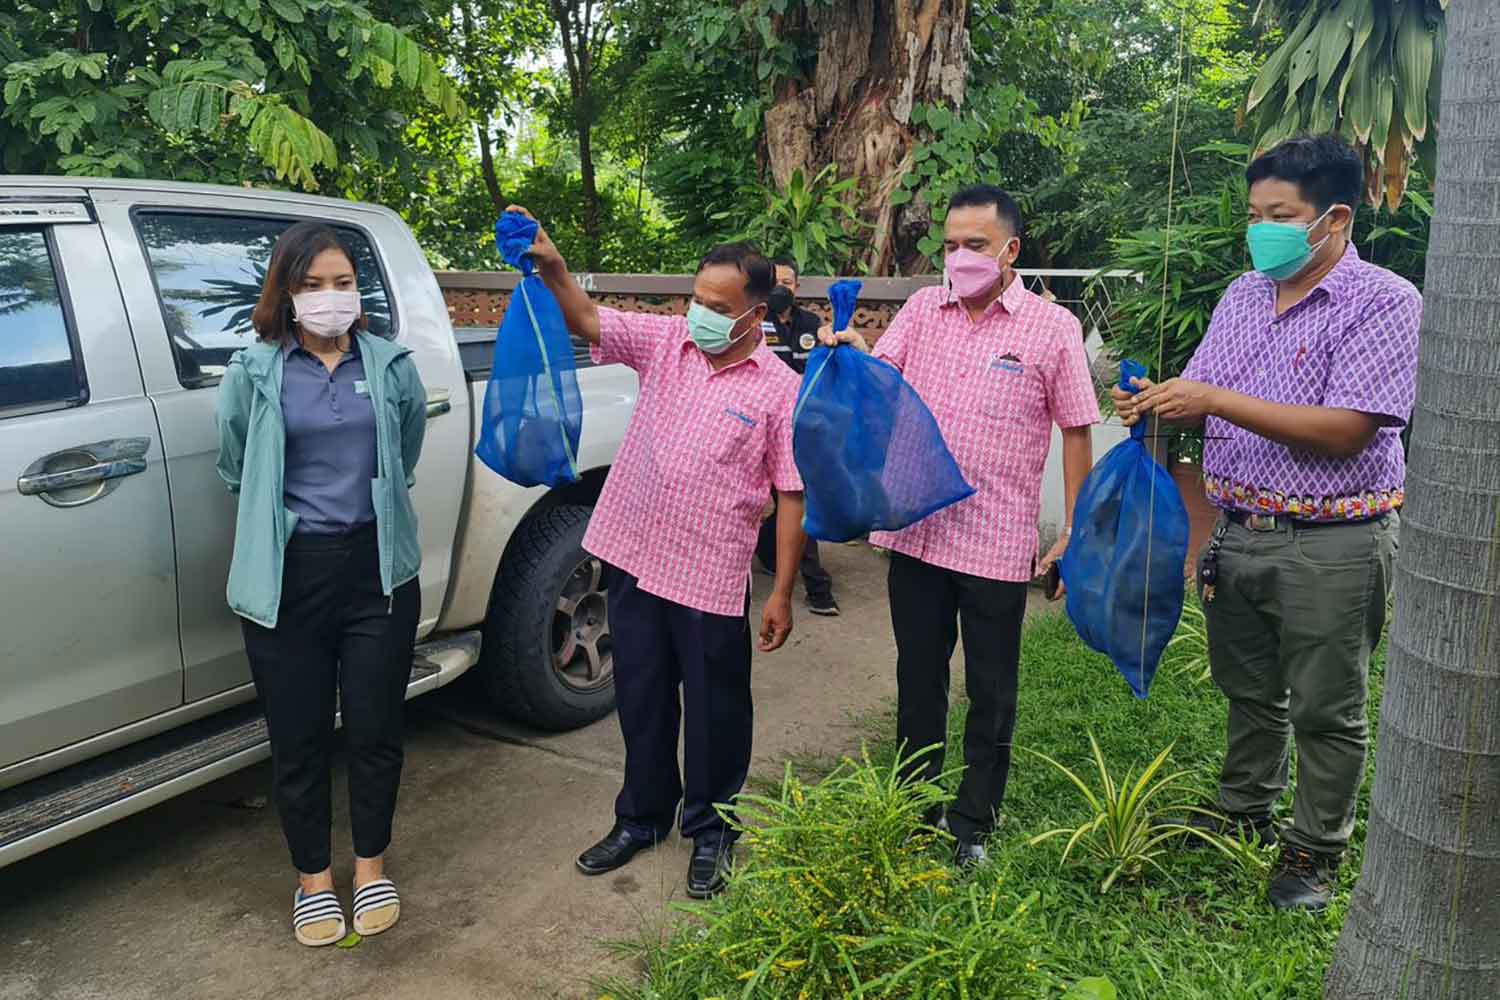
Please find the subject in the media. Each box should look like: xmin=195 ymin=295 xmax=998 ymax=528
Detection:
xmin=1324 ymin=3 xmax=1500 ymax=997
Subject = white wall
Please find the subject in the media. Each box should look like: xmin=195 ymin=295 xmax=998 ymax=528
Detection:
xmin=1037 ymin=330 xmax=1130 ymax=549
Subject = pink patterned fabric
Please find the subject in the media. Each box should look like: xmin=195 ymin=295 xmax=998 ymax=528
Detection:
xmin=1182 ymin=243 xmax=1421 ymax=519
xmin=870 ymin=278 xmax=1101 ymax=582
xmin=584 ymin=308 xmax=803 ymax=616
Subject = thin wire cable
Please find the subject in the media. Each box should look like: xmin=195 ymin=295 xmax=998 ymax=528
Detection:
xmin=1138 ymin=3 xmax=1193 ymax=696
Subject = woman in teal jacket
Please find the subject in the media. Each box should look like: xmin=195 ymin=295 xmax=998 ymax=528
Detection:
xmin=215 ymin=222 xmax=425 ymax=947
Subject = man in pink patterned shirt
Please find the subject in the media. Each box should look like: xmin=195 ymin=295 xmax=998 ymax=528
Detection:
xmin=1115 ymin=135 xmax=1421 ymax=912
xmin=507 ymin=207 xmax=806 ymax=899
xmin=826 ymin=185 xmax=1101 ymax=866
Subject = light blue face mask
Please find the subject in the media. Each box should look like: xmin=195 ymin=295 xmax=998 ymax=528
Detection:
xmin=688 ymin=301 xmax=758 ymax=355
xmin=1246 ymin=205 xmax=1338 ymax=281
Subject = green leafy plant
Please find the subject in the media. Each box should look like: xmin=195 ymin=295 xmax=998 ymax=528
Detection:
xmin=717 ymin=164 xmax=870 ymax=276
xmin=0 ymin=0 xmax=465 ymax=190
xmin=1095 ymin=172 xmax=1248 ymax=460
xmin=1244 ymin=0 xmax=1446 ymax=209
xmin=1064 ymin=977 xmax=1119 ymax=1000
xmin=597 ymin=747 xmax=1057 ymax=999
xmin=1164 ymin=587 xmax=1212 ymax=684
xmin=900 ymin=85 xmax=1086 ymax=266
xmin=1025 ymin=733 xmax=1246 ymax=892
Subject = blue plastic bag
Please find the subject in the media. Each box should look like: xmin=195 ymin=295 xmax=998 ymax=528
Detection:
xmin=474 ymin=212 xmax=582 ymax=488
xmin=792 ymin=279 xmax=975 ymax=542
xmin=1058 ymin=360 xmax=1190 ymax=699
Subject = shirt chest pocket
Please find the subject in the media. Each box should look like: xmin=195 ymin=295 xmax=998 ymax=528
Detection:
xmin=712 ymin=407 xmax=764 ymax=467
xmin=979 ymin=361 xmax=1047 ymax=423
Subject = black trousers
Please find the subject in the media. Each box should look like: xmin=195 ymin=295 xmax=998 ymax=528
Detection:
xmin=889 ymin=552 xmax=1027 ymax=841
xmin=241 ymin=525 xmax=420 ymax=875
xmin=609 ymin=569 xmax=753 ymax=849
xmin=755 ymin=498 xmax=832 ymax=602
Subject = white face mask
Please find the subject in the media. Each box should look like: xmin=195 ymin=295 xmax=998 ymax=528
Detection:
xmin=291 ymin=289 xmax=361 ymax=339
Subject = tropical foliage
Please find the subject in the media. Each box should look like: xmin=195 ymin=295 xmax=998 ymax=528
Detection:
xmin=0 ymin=0 xmax=464 ymax=191
xmin=1025 ymin=734 xmax=1254 ymax=893
xmin=1244 ymin=0 xmax=1447 ymax=208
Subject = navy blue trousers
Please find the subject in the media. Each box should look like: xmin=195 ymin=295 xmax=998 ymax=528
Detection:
xmin=609 ymin=569 xmax=753 ymax=848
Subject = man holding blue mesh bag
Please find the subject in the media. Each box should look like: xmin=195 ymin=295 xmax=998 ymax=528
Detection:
xmin=503 ymin=206 xmax=807 ymax=900
xmin=822 ymin=185 xmax=1100 ymax=867
xmin=1114 ymin=136 xmax=1420 ymax=912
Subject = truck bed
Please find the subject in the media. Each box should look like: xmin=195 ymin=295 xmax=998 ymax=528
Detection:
xmin=456 ymin=328 xmax=595 ymax=380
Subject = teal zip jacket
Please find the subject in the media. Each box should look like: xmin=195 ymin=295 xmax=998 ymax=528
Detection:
xmin=215 ymin=332 xmax=427 ymax=628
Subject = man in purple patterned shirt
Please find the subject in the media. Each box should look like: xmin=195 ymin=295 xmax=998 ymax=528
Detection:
xmin=1115 ymin=135 xmax=1421 ymax=912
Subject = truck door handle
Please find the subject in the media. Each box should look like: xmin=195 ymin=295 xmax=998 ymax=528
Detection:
xmin=18 ymin=437 xmax=151 ymax=507
xmin=426 ymin=387 xmax=452 ymax=419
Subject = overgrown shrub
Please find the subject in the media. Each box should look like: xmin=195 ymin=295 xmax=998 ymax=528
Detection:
xmin=598 ymin=750 xmax=1054 ymax=999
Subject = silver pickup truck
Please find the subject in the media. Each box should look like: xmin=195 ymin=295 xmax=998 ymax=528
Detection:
xmin=0 ymin=178 xmax=637 ymax=868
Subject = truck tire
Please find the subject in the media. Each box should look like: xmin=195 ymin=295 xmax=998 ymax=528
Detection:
xmin=481 ymin=504 xmax=615 ymax=731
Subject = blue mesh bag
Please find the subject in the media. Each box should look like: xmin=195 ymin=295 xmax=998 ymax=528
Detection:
xmin=792 ymin=279 xmax=975 ymax=542
xmin=474 ymin=212 xmax=582 ymax=487
xmin=1058 ymin=359 xmax=1190 ymax=698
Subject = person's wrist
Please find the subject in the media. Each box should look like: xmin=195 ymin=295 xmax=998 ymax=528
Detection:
xmin=1205 ymin=385 xmax=1227 ymax=418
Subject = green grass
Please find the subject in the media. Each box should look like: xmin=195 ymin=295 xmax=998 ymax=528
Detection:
xmin=599 ymin=609 xmax=1387 ymax=999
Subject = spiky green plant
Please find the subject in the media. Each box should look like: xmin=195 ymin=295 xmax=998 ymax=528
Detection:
xmin=1164 ymin=588 xmax=1212 ymax=684
xmin=1025 ymin=734 xmax=1252 ymax=892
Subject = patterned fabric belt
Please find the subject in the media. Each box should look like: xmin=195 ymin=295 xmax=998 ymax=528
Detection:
xmin=1204 ymin=475 xmax=1404 ymax=523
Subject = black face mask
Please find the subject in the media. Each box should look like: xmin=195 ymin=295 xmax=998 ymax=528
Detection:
xmin=768 ymin=286 xmax=795 ymax=316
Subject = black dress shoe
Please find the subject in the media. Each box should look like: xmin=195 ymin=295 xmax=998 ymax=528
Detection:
xmin=952 ymin=839 xmax=989 ymax=870
xmin=686 ymin=840 xmax=734 ymax=899
xmin=576 ymin=823 xmax=660 ymax=876
xmin=1268 ymin=846 xmax=1339 ymax=911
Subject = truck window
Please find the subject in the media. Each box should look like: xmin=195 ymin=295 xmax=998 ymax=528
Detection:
xmin=0 ymin=228 xmax=87 ymax=416
xmin=134 ymin=212 xmax=396 ymax=387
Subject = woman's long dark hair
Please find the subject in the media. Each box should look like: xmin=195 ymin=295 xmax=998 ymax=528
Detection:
xmin=251 ymin=222 xmax=366 ymax=344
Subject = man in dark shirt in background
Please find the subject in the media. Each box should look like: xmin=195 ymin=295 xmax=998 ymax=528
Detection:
xmin=756 ymin=256 xmax=839 ymax=616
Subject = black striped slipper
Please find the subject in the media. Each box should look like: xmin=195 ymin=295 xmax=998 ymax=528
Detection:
xmin=351 ymin=878 xmax=401 ymax=936
xmin=292 ymin=888 xmax=346 ymax=947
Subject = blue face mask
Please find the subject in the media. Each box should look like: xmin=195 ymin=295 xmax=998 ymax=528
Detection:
xmin=1246 ymin=205 xmax=1338 ymax=281
xmin=688 ymin=302 xmax=758 ymax=355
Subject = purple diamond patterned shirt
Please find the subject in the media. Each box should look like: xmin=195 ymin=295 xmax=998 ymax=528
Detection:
xmin=1182 ymin=243 xmax=1422 ymax=520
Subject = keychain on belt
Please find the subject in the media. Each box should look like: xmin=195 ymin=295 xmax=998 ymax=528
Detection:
xmin=1199 ymin=519 xmax=1229 ymax=603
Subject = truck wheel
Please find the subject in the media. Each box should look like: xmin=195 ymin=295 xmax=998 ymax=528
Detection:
xmin=481 ymin=504 xmax=615 ymax=731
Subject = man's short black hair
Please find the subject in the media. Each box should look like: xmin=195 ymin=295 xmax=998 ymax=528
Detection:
xmin=771 ymin=255 xmax=799 ymax=278
xmin=1245 ymin=134 xmax=1363 ymax=213
xmin=698 ymin=242 xmax=774 ymax=304
xmin=948 ymin=184 xmax=1024 ymax=239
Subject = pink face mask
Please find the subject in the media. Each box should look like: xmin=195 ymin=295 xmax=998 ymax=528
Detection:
xmin=945 ymin=247 xmax=1007 ymax=300
xmin=291 ymin=289 xmax=361 ymax=339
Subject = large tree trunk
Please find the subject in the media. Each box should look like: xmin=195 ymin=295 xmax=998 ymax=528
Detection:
xmin=1324 ymin=3 xmax=1500 ymax=997
xmin=575 ymin=113 xmax=603 ymax=270
xmin=764 ymin=0 xmax=968 ymax=276
xmin=551 ymin=0 xmax=606 ymax=271
xmin=476 ymin=117 xmax=503 ymax=211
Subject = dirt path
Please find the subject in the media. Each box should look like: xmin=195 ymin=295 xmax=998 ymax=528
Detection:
xmin=0 ymin=544 xmax=1055 ymax=1000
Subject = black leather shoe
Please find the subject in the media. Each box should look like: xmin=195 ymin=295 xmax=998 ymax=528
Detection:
xmin=686 ymin=840 xmax=734 ymax=899
xmin=1268 ymin=846 xmax=1338 ymax=911
xmin=952 ymin=839 xmax=989 ymax=870
xmin=576 ymin=823 xmax=660 ymax=876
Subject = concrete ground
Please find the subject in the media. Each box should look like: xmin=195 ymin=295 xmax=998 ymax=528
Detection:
xmin=0 ymin=544 xmax=1053 ymax=1000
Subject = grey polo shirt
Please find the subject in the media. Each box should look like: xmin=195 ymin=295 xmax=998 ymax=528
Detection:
xmin=281 ymin=337 xmax=379 ymax=535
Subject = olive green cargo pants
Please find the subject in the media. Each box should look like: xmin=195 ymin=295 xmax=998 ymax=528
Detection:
xmin=1204 ymin=512 xmax=1398 ymax=855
